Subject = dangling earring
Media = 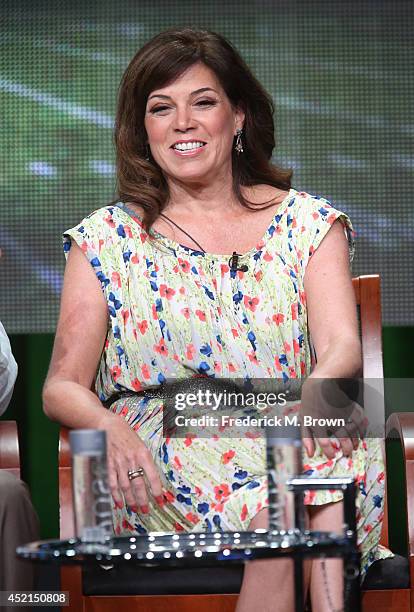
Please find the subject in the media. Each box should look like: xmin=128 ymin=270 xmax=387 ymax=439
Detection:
xmin=145 ymin=143 xmax=151 ymax=161
xmin=234 ymin=128 xmax=244 ymax=154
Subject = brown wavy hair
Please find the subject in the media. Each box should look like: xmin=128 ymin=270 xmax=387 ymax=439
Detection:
xmin=113 ymin=27 xmax=292 ymax=234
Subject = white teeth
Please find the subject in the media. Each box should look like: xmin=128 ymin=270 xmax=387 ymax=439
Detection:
xmin=173 ymin=141 xmax=205 ymax=151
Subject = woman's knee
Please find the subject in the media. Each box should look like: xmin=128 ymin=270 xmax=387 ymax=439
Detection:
xmin=308 ymin=500 xmax=344 ymax=531
xmin=248 ymin=507 xmax=269 ymax=530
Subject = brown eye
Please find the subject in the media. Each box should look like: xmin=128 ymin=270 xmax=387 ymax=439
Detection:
xmin=150 ymin=105 xmax=170 ymax=114
xmin=195 ymin=100 xmax=216 ymax=107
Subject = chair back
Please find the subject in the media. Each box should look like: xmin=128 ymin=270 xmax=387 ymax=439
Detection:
xmin=0 ymin=420 xmax=21 ymax=479
xmin=59 ymin=427 xmax=74 ymax=539
xmin=352 ymin=275 xmax=388 ymax=547
xmin=352 ymin=275 xmax=383 ymax=379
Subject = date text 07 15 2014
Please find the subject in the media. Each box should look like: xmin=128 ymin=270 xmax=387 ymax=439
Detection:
xmin=0 ymin=592 xmax=69 ymax=606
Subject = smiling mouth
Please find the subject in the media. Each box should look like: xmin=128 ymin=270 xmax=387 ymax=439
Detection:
xmin=171 ymin=141 xmax=207 ymax=152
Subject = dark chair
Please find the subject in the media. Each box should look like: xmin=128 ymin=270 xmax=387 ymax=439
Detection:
xmin=57 ymin=275 xmax=413 ymax=611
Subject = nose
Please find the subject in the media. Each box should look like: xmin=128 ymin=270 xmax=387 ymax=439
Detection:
xmin=173 ymin=105 xmax=195 ymax=132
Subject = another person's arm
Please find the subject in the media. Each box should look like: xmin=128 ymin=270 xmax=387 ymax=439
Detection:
xmin=0 ymin=320 xmax=18 ymax=416
xmin=43 ymin=243 xmax=162 ymax=510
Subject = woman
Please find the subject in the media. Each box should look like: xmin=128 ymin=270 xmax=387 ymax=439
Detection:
xmin=43 ymin=28 xmax=390 ymax=611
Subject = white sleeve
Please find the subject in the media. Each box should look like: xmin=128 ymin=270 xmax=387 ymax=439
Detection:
xmin=0 ymin=321 xmax=18 ymax=416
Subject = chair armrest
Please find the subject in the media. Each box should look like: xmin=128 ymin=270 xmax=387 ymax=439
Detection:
xmin=386 ymin=412 xmax=414 ymax=584
xmin=386 ymin=413 xmax=414 ymax=461
xmin=59 ymin=426 xmax=75 ymax=539
xmin=0 ymin=420 xmax=21 ymax=478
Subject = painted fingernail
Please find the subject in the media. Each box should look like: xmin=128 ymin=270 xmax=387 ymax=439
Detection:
xmin=115 ymin=500 xmax=124 ymax=509
xmin=130 ymin=504 xmax=139 ymax=513
xmin=155 ymin=495 xmax=165 ymax=506
xmin=140 ymin=505 xmax=149 ymax=514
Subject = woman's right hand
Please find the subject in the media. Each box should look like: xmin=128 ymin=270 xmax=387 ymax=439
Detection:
xmin=99 ymin=411 xmax=163 ymax=513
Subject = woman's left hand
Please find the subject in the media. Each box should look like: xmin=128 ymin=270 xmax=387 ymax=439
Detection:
xmin=300 ymin=377 xmax=368 ymax=459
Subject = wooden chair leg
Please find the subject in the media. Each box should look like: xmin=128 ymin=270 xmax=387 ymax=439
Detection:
xmin=83 ymin=594 xmax=238 ymax=612
xmin=61 ymin=565 xmax=84 ymax=611
xmin=362 ymin=589 xmax=410 ymax=612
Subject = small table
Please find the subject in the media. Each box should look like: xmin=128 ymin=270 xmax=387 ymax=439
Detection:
xmin=18 ymin=476 xmax=361 ymax=612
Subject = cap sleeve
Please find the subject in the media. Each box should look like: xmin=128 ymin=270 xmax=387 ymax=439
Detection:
xmin=63 ymin=208 xmax=115 ymax=295
xmin=296 ymin=195 xmax=355 ymax=274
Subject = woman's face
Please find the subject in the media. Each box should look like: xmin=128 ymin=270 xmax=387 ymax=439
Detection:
xmin=144 ymin=62 xmax=245 ymax=186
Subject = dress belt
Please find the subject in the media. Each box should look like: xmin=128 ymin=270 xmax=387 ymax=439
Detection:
xmin=102 ymin=377 xmax=302 ymax=410
xmin=102 ymin=377 xmax=245 ymax=410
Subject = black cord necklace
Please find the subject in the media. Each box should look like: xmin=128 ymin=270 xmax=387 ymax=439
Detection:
xmin=159 ymin=212 xmax=206 ymax=253
xmin=159 ymin=212 xmax=248 ymax=272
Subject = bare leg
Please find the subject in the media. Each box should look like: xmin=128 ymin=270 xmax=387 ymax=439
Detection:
xmin=308 ymin=501 xmax=344 ymax=612
xmin=236 ymin=508 xmax=312 ymax=612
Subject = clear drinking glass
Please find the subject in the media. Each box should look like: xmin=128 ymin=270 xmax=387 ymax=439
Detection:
xmin=266 ymin=422 xmax=303 ymax=532
xmin=69 ymin=429 xmax=114 ymax=542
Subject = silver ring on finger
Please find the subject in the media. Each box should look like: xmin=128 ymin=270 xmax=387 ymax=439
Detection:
xmin=127 ymin=467 xmax=145 ymax=481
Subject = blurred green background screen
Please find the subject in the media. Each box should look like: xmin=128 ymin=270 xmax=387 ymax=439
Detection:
xmin=1 ymin=0 xmax=412 ymax=331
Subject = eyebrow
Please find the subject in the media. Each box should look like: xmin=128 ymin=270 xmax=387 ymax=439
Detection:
xmin=147 ymin=87 xmax=219 ymax=102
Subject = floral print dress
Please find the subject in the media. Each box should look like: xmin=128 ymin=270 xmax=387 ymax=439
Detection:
xmin=63 ymin=188 xmax=392 ymax=577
